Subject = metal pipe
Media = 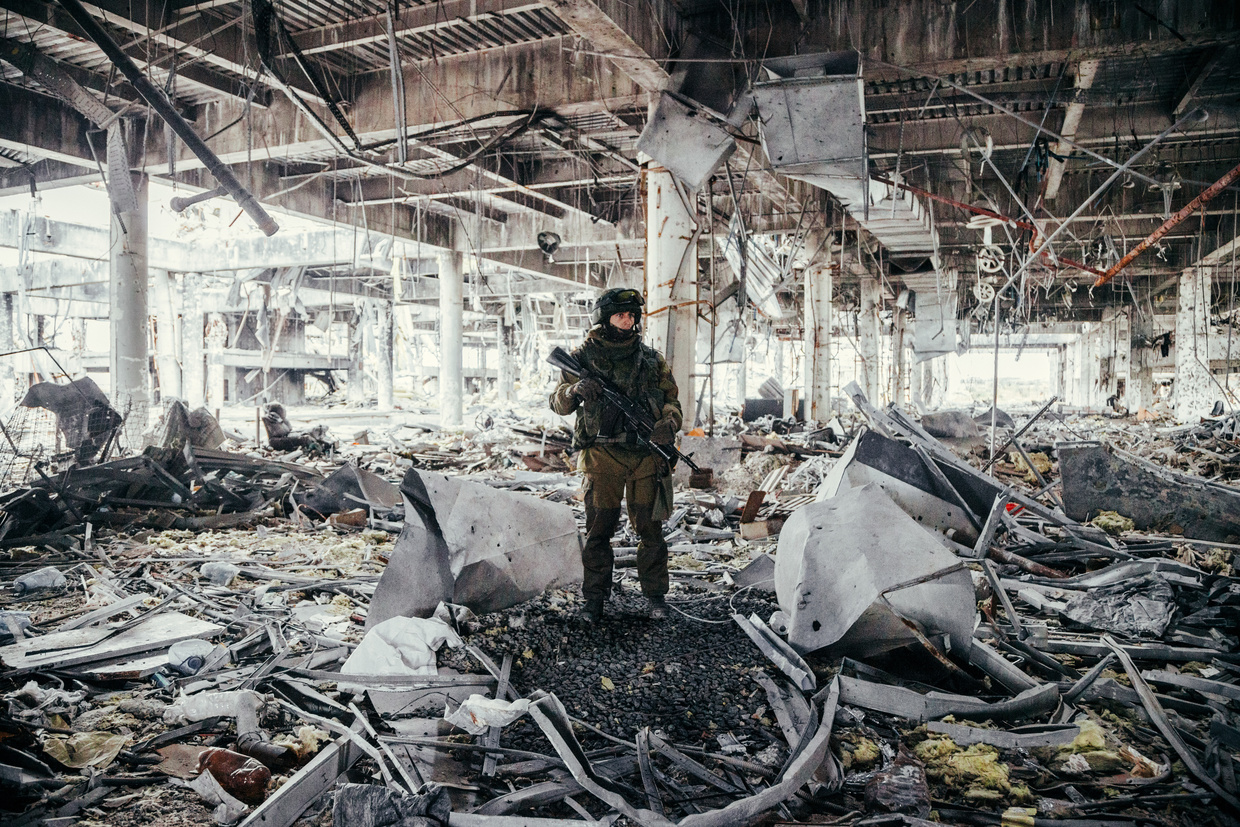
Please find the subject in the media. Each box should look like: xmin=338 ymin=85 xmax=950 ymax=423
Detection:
xmin=55 ymin=0 xmax=280 ymax=237
xmin=170 ymin=185 xmax=226 ymax=212
xmin=1093 ymin=158 xmax=1240 ymax=287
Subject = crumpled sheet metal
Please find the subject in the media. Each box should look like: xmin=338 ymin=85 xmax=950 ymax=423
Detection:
xmin=1060 ymin=573 xmax=1178 ymax=638
xmin=367 ymin=468 xmax=583 ymax=627
xmin=775 ymin=483 xmax=977 ymax=657
xmin=815 ymin=429 xmax=980 ymax=545
xmin=837 ymin=676 xmax=1060 ymax=723
xmin=1058 ymin=440 xmax=1240 ymax=542
xmin=526 ymin=681 xmax=841 ymax=827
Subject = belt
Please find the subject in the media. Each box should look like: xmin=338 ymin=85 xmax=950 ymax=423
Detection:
xmin=592 ymin=431 xmax=637 ymax=445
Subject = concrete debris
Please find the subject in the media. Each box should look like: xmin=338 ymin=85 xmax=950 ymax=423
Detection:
xmin=920 ymin=410 xmax=980 ymax=439
xmin=0 ymin=399 xmax=1237 ymax=827
xmin=1059 ymin=439 xmax=1240 ymax=542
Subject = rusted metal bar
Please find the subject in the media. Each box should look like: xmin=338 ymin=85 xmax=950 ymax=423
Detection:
xmin=1093 ymin=158 xmax=1240 ymax=287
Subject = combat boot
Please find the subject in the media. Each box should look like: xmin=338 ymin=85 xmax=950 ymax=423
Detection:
xmin=647 ymin=595 xmax=668 ymax=620
xmin=581 ymin=595 xmax=605 ymax=624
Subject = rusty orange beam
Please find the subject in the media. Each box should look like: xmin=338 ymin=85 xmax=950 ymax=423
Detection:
xmin=1094 ymin=158 xmax=1240 ymax=288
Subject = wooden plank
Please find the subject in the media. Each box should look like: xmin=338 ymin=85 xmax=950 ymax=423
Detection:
xmin=0 ymin=611 xmax=222 ymax=671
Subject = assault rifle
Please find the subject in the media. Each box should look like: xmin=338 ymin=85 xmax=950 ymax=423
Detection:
xmin=548 ymin=346 xmax=700 ymax=473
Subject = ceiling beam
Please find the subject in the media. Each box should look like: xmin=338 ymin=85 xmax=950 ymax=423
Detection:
xmin=1043 ymin=59 xmax=1099 ymax=201
xmin=0 ymin=0 xmax=273 ymax=105
xmin=288 ymin=0 xmax=545 ymax=57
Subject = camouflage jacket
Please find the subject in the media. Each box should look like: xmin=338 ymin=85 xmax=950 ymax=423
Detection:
xmin=548 ymin=329 xmax=682 ymax=451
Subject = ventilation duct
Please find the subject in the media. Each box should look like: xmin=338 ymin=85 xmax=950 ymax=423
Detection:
xmin=749 ymin=53 xmax=938 ymax=267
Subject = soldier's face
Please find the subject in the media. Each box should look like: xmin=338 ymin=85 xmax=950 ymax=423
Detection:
xmin=610 ymin=311 xmax=636 ymax=330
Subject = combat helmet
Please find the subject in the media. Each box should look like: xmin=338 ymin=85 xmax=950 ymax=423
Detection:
xmin=591 ymin=287 xmax=644 ymax=327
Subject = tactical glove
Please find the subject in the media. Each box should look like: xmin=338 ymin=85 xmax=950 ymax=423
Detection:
xmin=571 ymin=378 xmax=602 ymax=405
xmin=650 ymin=417 xmax=677 ymax=445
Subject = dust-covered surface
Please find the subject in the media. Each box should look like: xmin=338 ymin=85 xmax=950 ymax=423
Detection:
xmin=0 ymin=400 xmax=1237 ymax=827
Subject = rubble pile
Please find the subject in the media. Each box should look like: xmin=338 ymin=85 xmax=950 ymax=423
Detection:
xmin=0 ymin=388 xmax=1237 ymax=827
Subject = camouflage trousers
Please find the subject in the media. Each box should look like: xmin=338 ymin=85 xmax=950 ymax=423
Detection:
xmin=578 ymin=445 xmax=669 ymax=601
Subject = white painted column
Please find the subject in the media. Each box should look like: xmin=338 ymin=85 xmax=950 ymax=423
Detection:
xmin=151 ymin=268 xmax=181 ymax=401
xmin=0 ymin=293 xmax=15 ymax=411
xmin=377 ymin=299 xmax=395 ymax=411
xmin=1065 ymin=337 xmax=1081 ymax=406
xmin=909 ymin=355 xmax=923 ymax=412
xmin=439 ymin=251 xmax=464 ymax=428
xmin=347 ymin=305 xmax=365 ymax=405
xmin=1113 ymin=312 xmax=1130 ymax=406
xmin=1048 ymin=345 xmax=1063 ymax=402
xmin=110 ymin=171 xmax=150 ymax=443
xmin=182 ymin=274 xmax=206 ymax=409
xmin=802 ymin=260 xmax=832 ymax=422
xmin=1175 ymin=265 xmax=1215 ymax=421
xmin=645 ymin=167 xmax=698 ymax=427
xmin=205 ymin=311 xmax=226 ymax=410
xmin=497 ymin=317 xmax=516 ymax=403
xmin=858 ymin=276 xmax=881 ymax=404
xmin=69 ymin=318 xmax=86 ymax=378
xmin=891 ymin=307 xmax=907 ymax=407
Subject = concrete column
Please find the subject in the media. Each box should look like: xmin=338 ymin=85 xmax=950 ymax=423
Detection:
xmin=110 ymin=171 xmax=150 ymax=443
xmin=151 ymin=268 xmax=181 ymax=401
xmin=69 ymin=319 xmax=86 ymax=378
xmin=1087 ymin=331 xmax=1102 ymax=406
xmin=1114 ymin=313 xmax=1130 ymax=406
xmin=909 ymin=354 xmax=923 ymax=412
xmin=377 ymin=299 xmax=395 ymax=411
xmin=1130 ymin=314 xmax=1155 ymax=411
xmin=1066 ymin=337 xmax=1082 ymax=406
xmin=803 ymin=261 xmax=832 ymax=422
xmin=1175 ymin=266 xmax=1215 ymax=421
xmin=497 ymin=318 xmax=516 ymax=403
xmin=182 ymin=275 xmax=206 ymax=409
xmin=858 ymin=276 xmax=881 ymax=404
xmin=891 ymin=308 xmax=907 ymax=407
xmin=645 ymin=167 xmax=698 ymax=427
xmin=439 ymin=251 xmax=464 ymax=428
xmin=1048 ymin=346 xmax=1062 ymax=402
xmin=204 ymin=311 xmax=227 ymax=410
xmin=1097 ymin=320 xmax=1117 ymax=403
xmin=347 ymin=305 xmax=365 ymax=405
xmin=0 ymin=293 xmax=15 ymax=411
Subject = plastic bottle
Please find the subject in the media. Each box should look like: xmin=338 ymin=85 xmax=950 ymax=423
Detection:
xmin=167 ymin=639 xmax=215 ymax=675
xmin=13 ymin=566 xmax=66 ymax=595
xmin=200 ymin=561 xmax=240 ymax=586
xmin=0 ymin=611 xmax=33 ymax=639
xmin=198 ymin=747 xmax=271 ymax=805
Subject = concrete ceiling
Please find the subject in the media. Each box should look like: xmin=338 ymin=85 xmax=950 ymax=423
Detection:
xmin=0 ymin=0 xmax=1237 ymax=322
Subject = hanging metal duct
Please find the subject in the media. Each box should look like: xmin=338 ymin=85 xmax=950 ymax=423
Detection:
xmin=750 ymin=53 xmax=938 ymax=266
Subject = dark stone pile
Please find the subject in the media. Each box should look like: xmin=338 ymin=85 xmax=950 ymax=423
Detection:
xmin=449 ymin=585 xmax=787 ymax=754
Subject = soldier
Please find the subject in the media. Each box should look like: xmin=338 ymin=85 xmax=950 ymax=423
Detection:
xmin=549 ymin=288 xmax=682 ymax=623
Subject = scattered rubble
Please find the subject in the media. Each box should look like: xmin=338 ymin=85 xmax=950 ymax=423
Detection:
xmin=0 ymin=389 xmax=1237 ymax=827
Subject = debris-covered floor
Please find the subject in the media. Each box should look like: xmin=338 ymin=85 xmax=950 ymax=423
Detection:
xmin=2 ymin=388 xmax=1239 ymax=827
